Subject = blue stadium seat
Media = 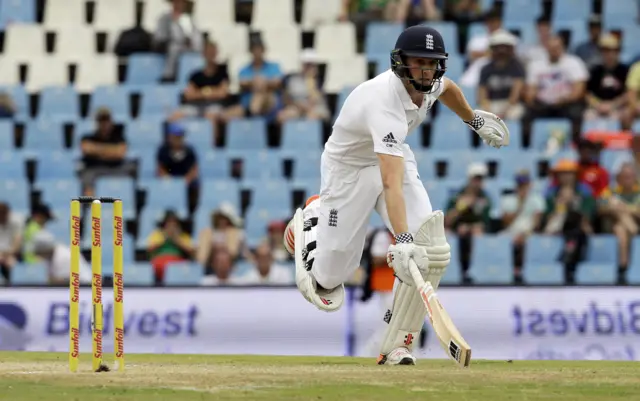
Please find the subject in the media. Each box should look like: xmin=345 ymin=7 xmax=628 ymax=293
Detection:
xmin=45 ymin=210 xmax=73 ymax=242
xmin=281 ymin=119 xmax=323 ymax=150
xmin=603 ymin=0 xmax=638 ymax=25
xmin=554 ymin=20 xmax=588 ymax=49
xmin=236 ymin=150 xmax=283 ymax=180
xmin=247 ymin=180 xmax=291 ymax=210
xmin=38 ymin=87 xmax=79 ymax=122
xmin=422 ymin=182 xmax=447 ymax=211
xmin=99 ymin=231 xmax=136 ymax=276
xmin=523 ymin=263 xmax=564 ymax=285
xmin=369 ymin=53 xmax=390 ymax=76
xmin=11 ymin=262 xmax=48 ymax=285
xmin=552 ymin=0 xmax=592 ymax=23
xmin=199 ymin=179 xmax=241 ymax=211
xmin=126 ymin=118 xmax=164 ymax=150
xmin=177 ymin=52 xmax=205 ymax=84
xmin=446 ymin=57 xmax=464 ymax=81
xmin=495 ymin=152 xmax=537 ymax=180
xmin=292 ymin=151 xmax=322 ymax=179
xmin=135 ymin=151 xmax=157 ymax=179
xmin=586 ymin=235 xmax=617 ymax=264
xmin=427 ymin=22 xmax=459 ymax=54
xmin=164 ymin=261 xmax=204 ymax=286
xmin=197 ymin=150 xmax=229 ymax=179
xmin=182 ymin=118 xmax=214 ymax=149
xmin=37 ymin=179 xmax=81 ymax=209
xmin=600 ymin=149 xmax=628 ymax=173
xmin=0 ymin=179 xmax=29 ymax=210
xmin=141 ymin=178 xmax=188 ymax=213
xmin=502 ymin=120 xmax=523 ymax=150
xmin=531 ymin=118 xmax=572 ymax=151
xmin=139 ymin=85 xmax=181 ymax=117
xmin=35 ymin=150 xmax=77 ymax=180
xmin=503 ymin=22 xmax=537 ymax=46
xmin=582 ymin=118 xmax=620 ymax=135
xmin=627 ymin=238 xmax=640 ymax=284
xmin=124 ymin=262 xmax=155 ymax=286
xmin=440 ymin=235 xmax=462 ymax=285
xmin=365 ymin=22 xmax=404 ymax=57
xmin=136 ymin=208 xmax=166 ymax=245
xmin=576 ymin=263 xmax=616 ymax=285
xmin=24 ymin=119 xmax=65 ymax=150
xmin=524 ymin=235 xmax=563 ymax=264
xmin=439 ymin=151 xmax=475 ymax=180
xmin=95 ymin=177 xmax=136 ymax=213
xmin=0 ymin=149 xmax=24 ymax=180
xmin=0 ymin=86 xmax=29 ymax=120
xmin=431 ymin=115 xmax=471 ymax=150
xmin=89 ymin=86 xmax=130 ymax=121
xmin=0 ymin=121 xmax=14 ymax=149
xmin=244 ymin=207 xmax=291 ymax=246
xmin=125 ymin=54 xmax=164 ymax=86
xmin=334 ymin=86 xmax=356 ymax=119
xmin=504 ymin=0 xmax=542 ymax=22
xmin=232 ymin=260 xmax=255 ymax=278
xmin=467 ymin=22 xmax=487 ymax=40
xmin=0 ymin=0 xmax=36 ymax=27
xmin=226 ymin=118 xmax=267 ymax=150
xmin=469 ymin=235 xmax=513 ymax=284
xmin=290 ymin=178 xmax=320 ymax=202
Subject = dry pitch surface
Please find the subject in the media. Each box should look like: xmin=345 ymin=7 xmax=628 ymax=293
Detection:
xmin=0 ymin=352 xmax=637 ymax=401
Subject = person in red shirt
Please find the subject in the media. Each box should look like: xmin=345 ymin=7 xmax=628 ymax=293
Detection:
xmin=577 ymin=138 xmax=609 ymax=198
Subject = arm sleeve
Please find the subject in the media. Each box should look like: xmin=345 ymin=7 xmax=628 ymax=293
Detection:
xmin=369 ymin=99 xmax=408 ymax=157
xmin=569 ymin=57 xmax=589 ymax=82
xmin=500 ymin=195 xmax=517 ymax=214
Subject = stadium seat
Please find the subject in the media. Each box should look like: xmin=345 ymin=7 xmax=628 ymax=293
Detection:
xmin=365 ymin=22 xmax=403 ymax=57
xmin=553 ymin=20 xmax=589 ymax=49
xmin=40 ymin=210 xmax=69 ymax=242
xmin=315 ymin=22 xmax=357 ymax=60
xmin=0 ymin=121 xmax=14 ymax=150
xmin=603 ymin=0 xmax=638 ymax=25
xmin=370 ymin=53 xmax=390 ymax=76
xmin=440 ymin=235 xmax=462 ymax=285
xmin=290 ymin=178 xmax=321 ymax=201
xmin=193 ymin=0 xmax=235 ymax=33
xmin=164 ymin=262 xmax=204 ymax=286
xmin=524 ymin=235 xmax=563 ymax=265
xmin=301 ymin=0 xmax=342 ymax=29
xmin=126 ymin=118 xmax=164 ymax=150
xmin=334 ymin=86 xmax=356 ymax=118
xmin=582 ymin=118 xmax=620 ymax=135
xmin=198 ymin=151 xmax=230 ymax=179
xmin=236 ymin=150 xmax=283 ymax=180
xmin=94 ymin=0 xmax=136 ymax=34
xmin=324 ymin=56 xmax=367 ymax=93
xmin=504 ymin=0 xmax=542 ymax=22
xmin=4 ymin=24 xmax=45 ymax=63
xmin=141 ymin=0 xmax=171 ymax=32
xmin=141 ymin=178 xmax=188 ymax=214
xmin=0 ymin=61 xmax=22 ymax=87
xmin=523 ymin=263 xmax=564 ymax=285
xmin=251 ymin=0 xmax=295 ymax=29
xmin=281 ymin=119 xmax=323 ymax=150
xmin=126 ymin=54 xmax=165 ymax=87
xmin=95 ymin=177 xmax=136 ymax=213
xmin=247 ymin=180 xmax=291 ymax=210
xmin=431 ymin=115 xmax=472 ymax=150
xmin=76 ymin=55 xmax=118 ymax=92
xmin=176 ymin=52 xmax=205 ymax=84
xmin=182 ymin=118 xmax=214 ymax=149
xmin=260 ymin=25 xmax=301 ymax=60
xmin=469 ymin=235 xmax=513 ymax=284
xmin=26 ymin=57 xmax=69 ymax=93
xmin=575 ymin=263 xmax=616 ymax=285
xmin=37 ymin=179 xmax=81 ymax=209
xmin=0 ymin=86 xmax=28 ymax=121
xmin=552 ymin=0 xmax=592 ymax=23
xmin=586 ymin=235 xmax=617 ymax=264
xmin=124 ymin=262 xmax=155 ymax=286
xmin=139 ymin=85 xmax=181 ymax=117
xmin=43 ymin=0 xmax=85 ymax=29
xmin=0 ymin=151 xmax=25 ymax=180
xmin=89 ymin=86 xmax=130 ymax=121
xmin=292 ymin=151 xmax=322 ymax=179
xmin=531 ymin=118 xmax=572 ymax=151
xmin=0 ymin=179 xmax=29 ymax=210
xmin=244 ymin=206 xmax=291 ymax=245
xmin=427 ymin=22 xmax=459 ymax=55
xmin=226 ymin=118 xmax=267 ymax=150
xmin=208 ymin=24 xmax=250 ymax=62
xmin=35 ymin=150 xmax=77 ymax=180
xmin=136 ymin=208 xmax=166 ymax=245
xmin=0 ymin=0 xmax=36 ymax=28
xmin=38 ymin=86 xmax=79 ymax=122
xmin=198 ymin=179 xmax=241 ymax=211
xmin=55 ymin=26 xmax=96 ymax=63
xmin=11 ymin=262 xmax=49 ymax=285
xmin=24 ymin=119 xmax=65 ymax=150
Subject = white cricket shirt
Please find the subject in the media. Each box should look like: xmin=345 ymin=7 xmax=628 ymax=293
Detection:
xmin=324 ymin=69 xmax=444 ymax=167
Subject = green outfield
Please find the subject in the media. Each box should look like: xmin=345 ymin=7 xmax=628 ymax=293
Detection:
xmin=0 ymin=352 xmax=636 ymax=400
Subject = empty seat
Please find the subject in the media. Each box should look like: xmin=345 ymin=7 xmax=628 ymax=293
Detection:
xmin=126 ymin=118 xmax=164 ymax=150
xmin=43 ymin=0 xmax=86 ymax=29
xmin=198 ymin=179 xmax=241 ymax=211
xmin=0 ymin=60 xmax=21 ymax=87
xmin=524 ymin=263 xmax=564 ymax=285
xmin=124 ymin=262 xmax=155 ymax=286
xmin=0 ymin=121 xmax=14 ymax=149
xmin=504 ymin=0 xmax=542 ymax=22
xmin=324 ymin=56 xmax=367 ymax=93
xmin=238 ymin=150 xmax=283 ymax=180
xmin=531 ymin=118 xmax=572 ymax=151
xmin=291 ymin=151 xmax=321 ymax=179
xmin=260 ymin=25 xmax=301 ymax=59
xmin=249 ymin=180 xmax=291 ymax=210
xmin=0 ymin=151 xmax=25 ymax=179
xmin=226 ymin=118 xmax=267 ymax=150
xmin=198 ymin=150 xmax=230 ymax=179
xmin=193 ymin=0 xmax=235 ymax=33
xmin=469 ymin=235 xmax=513 ymax=284
xmin=164 ymin=261 xmax=204 ymax=286
xmin=182 ymin=118 xmax=214 ymax=148
xmin=37 ymin=179 xmax=81 ymax=208
xmin=315 ymin=23 xmax=357 ymax=60
xmin=76 ymin=55 xmax=118 ymax=92
xmin=586 ymin=235 xmax=617 ymax=264
xmin=244 ymin=206 xmax=291 ymax=245
xmin=440 ymin=235 xmax=462 ymax=285
xmin=575 ymin=263 xmax=616 ymax=285
xmin=142 ymin=178 xmax=188 ymax=213
xmin=427 ymin=22 xmax=459 ymax=54
xmin=603 ymin=0 xmax=638 ymax=24
xmin=94 ymin=0 xmax=136 ymax=33
xmin=141 ymin=0 xmax=171 ymax=32
xmin=176 ymin=52 xmax=205 ymax=84
xmin=302 ymin=0 xmax=341 ymax=29
xmin=139 ymin=85 xmax=181 ymax=117
xmin=431 ymin=115 xmax=472 ymax=150
xmin=38 ymin=86 xmax=79 ymax=121
xmin=0 ymin=179 xmax=29 ymax=209
xmin=11 ymin=262 xmax=49 ymax=285
xmin=55 ymin=26 xmax=96 ymax=62
xmin=365 ymin=22 xmax=403 ymax=57
xmin=90 ymin=86 xmax=130 ymax=121
xmin=281 ymin=119 xmax=323 ymax=150
xmin=126 ymin=54 xmax=165 ymax=86
xmin=524 ymin=235 xmax=563 ymax=265
xmin=209 ymin=24 xmax=250 ymax=62
xmin=24 ymin=119 xmax=65 ymax=150
xmin=94 ymin=177 xmax=136 ymax=213
xmin=4 ymin=24 xmax=45 ymax=63
xmin=251 ymin=0 xmax=294 ymax=29
xmin=35 ymin=150 xmax=77 ymax=180
xmin=0 ymin=0 xmax=36 ymax=28
xmin=582 ymin=118 xmax=620 ymax=134
xmin=26 ymin=57 xmax=69 ymax=93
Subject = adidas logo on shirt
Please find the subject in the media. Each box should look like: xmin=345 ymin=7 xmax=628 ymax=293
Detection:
xmin=382 ymin=132 xmax=397 ymax=147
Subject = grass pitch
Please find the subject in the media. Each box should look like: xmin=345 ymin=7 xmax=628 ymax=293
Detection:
xmin=0 ymin=352 xmax=637 ymax=400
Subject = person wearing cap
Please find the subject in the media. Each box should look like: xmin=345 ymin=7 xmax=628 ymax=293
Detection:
xmin=157 ymin=122 xmax=199 ymax=189
xmin=523 ymin=35 xmax=589 ymax=146
xmin=576 ymin=138 xmax=609 ymax=198
xmin=599 ymin=162 xmax=640 ymax=285
xmin=31 ymin=231 xmax=92 ymax=285
xmin=0 ymin=202 xmax=24 ymax=281
xmin=499 ymin=170 xmax=545 ymax=283
xmin=444 ymin=163 xmax=492 ymax=283
xmin=22 ymin=203 xmax=54 ymax=264
xmin=478 ymin=29 xmax=525 ymax=120
xmin=584 ymin=34 xmax=629 ymax=124
xmin=237 ymin=39 xmax=283 ymax=122
xmin=574 ymin=14 xmax=604 ymax=69
xmin=79 ymin=107 xmax=136 ymax=196
xmin=276 ymin=49 xmax=330 ymax=124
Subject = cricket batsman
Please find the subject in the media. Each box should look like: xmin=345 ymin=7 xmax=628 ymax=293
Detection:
xmin=284 ymin=25 xmax=509 ymax=365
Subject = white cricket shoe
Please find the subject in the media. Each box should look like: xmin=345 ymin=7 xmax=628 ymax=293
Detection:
xmin=377 ymin=347 xmax=417 ymax=365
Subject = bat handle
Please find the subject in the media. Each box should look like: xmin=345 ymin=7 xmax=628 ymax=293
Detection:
xmin=408 ymin=259 xmax=426 ymax=288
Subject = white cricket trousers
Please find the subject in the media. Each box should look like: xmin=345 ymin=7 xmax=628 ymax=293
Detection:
xmin=312 ymin=153 xmax=433 ymax=289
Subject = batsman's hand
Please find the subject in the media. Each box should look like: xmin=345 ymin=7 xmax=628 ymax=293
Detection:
xmin=386 ymin=233 xmax=429 ymax=286
xmin=465 ymin=110 xmax=510 ymax=149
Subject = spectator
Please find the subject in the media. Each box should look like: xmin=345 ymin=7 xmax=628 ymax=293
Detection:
xmin=576 ymin=139 xmax=609 ymax=199
xmin=0 ymin=202 xmax=23 ymax=282
xmin=22 ymin=204 xmax=54 ymax=264
xmin=395 ymin=0 xmax=441 ymax=23
xmin=573 ymin=15 xmax=604 ymax=69
xmin=237 ymin=39 xmax=283 ymax=122
xmin=599 ymin=163 xmax=640 ymax=285
xmin=523 ymin=35 xmax=589 ymax=146
xmin=146 ymin=210 xmax=194 ymax=283
xmin=237 ymin=243 xmax=293 ymax=285
xmin=442 ymin=0 xmax=482 ymax=23
xmin=477 ymin=29 xmax=526 ymax=120
xmin=542 ymin=159 xmax=595 ymax=284
xmin=277 ymin=50 xmax=330 ymax=124
xmin=612 ymin=135 xmax=640 ymax=179
xmin=584 ymin=34 xmax=629 ymax=124
xmin=623 ymin=57 xmax=640 ymax=129
xmin=264 ymin=220 xmax=290 ymax=263
xmin=170 ymin=41 xmax=242 ymax=133
xmin=466 ymin=8 xmax=503 ymax=63
xmin=0 ymin=92 xmax=16 ymax=118
xmin=79 ymin=108 xmax=136 ymax=196
xmin=520 ymin=17 xmax=553 ymax=66
xmin=196 ymin=203 xmax=247 ymax=269
xmin=157 ymin=123 xmax=198 ymax=188
xmin=445 ymin=163 xmax=492 ymax=283
xmin=500 ymin=170 xmax=545 ymax=283
xmin=32 ymin=231 xmax=91 ymax=285
xmin=154 ymin=0 xmax=203 ymax=80
xmin=200 ymin=248 xmax=242 ymax=286
xmin=339 ymin=0 xmax=401 ymax=42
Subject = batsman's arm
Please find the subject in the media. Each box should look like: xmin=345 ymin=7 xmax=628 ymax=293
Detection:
xmin=439 ymin=78 xmax=475 ymax=122
xmin=377 ymin=153 xmax=408 ymax=235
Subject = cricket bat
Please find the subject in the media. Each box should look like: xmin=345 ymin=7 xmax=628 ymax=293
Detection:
xmin=408 ymin=259 xmax=472 ymax=368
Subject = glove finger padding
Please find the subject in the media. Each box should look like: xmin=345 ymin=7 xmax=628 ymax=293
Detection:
xmin=475 ymin=109 xmax=510 ymax=146
xmin=386 ymin=243 xmax=416 ymax=286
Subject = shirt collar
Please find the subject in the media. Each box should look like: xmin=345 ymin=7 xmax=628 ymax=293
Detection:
xmin=390 ymin=71 xmax=420 ymax=110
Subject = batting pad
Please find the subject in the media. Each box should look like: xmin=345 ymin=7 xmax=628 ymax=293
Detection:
xmin=378 ymin=280 xmax=427 ymax=357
